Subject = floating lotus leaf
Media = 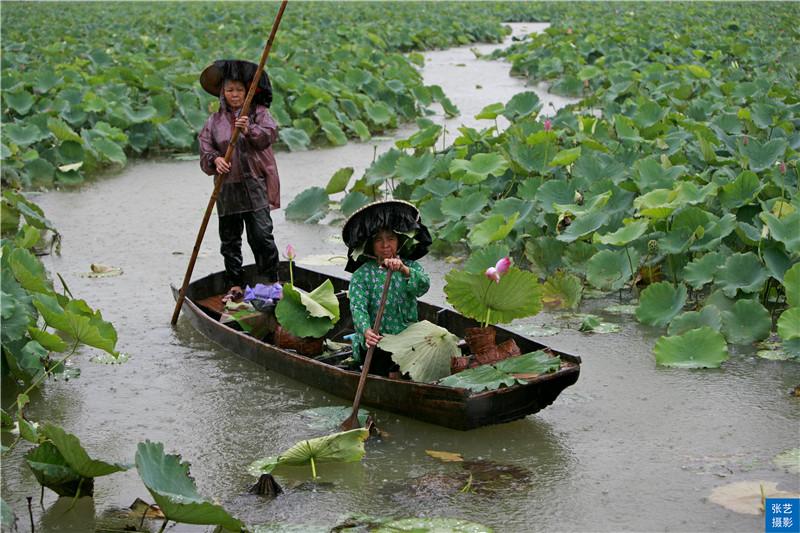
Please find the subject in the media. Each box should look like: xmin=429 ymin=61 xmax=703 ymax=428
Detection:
xmin=738 ymin=138 xmax=788 ymax=172
xmin=375 ymin=518 xmax=493 ymax=532
xmin=542 ymin=272 xmax=583 ymax=310
xmin=773 ymin=449 xmax=800 ymax=474
xmin=33 ymin=294 xmax=118 ymax=356
xmin=709 ymin=481 xmax=799 ymax=516
xmin=719 ymin=171 xmax=762 ymax=210
xmin=380 ymin=320 xmax=459 ymax=383
xmin=444 ymin=267 xmax=542 ymax=325
xmin=278 ymin=128 xmax=311 ymax=151
xmin=653 ymin=327 xmax=729 ymax=368
xmin=777 ymin=308 xmax=800 ymax=342
xmin=325 ymin=167 xmax=354 ymax=195
xmin=585 ymin=249 xmax=640 ymax=291
xmin=594 ymin=220 xmax=649 ymax=246
xmin=467 ymin=213 xmax=518 ymax=247
xmin=578 ymin=316 xmax=621 ymax=334
xmin=682 ymin=252 xmax=726 ymax=289
xmin=636 ymin=282 xmax=687 ymax=327
xmin=41 ymin=423 xmax=129 ymax=478
xmin=667 ymin=307 xmax=721 ymax=337
xmin=462 ymin=243 xmax=509 ymax=274
xmin=720 ymin=299 xmax=771 ymax=344
xmin=284 ymin=187 xmax=329 ymax=223
xmin=784 ymin=263 xmax=800 ymax=308
xmin=298 ymin=406 xmax=369 ymax=431
xmin=340 ymin=191 xmax=370 ymax=218
xmin=714 ymin=252 xmax=768 ymax=297
xmin=248 ymin=428 xmax=369 ymax=477
xmin=396 ymin=152 xmax=434 ymax=184
xmin=438 ymin=364 xmax=519 ymax=392
xmin=502 ymin=91 xmax=541 ymax=121
xmin=762 ymin=212 xmax=800 ymax=254
xmin=135 ymin=441 xmax=243 ymax=530
xmin=450 ymin=153 xmax=509 ymax=185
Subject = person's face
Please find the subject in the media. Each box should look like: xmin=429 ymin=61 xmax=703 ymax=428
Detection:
xmin=223 ymin=80 xmax=246 ymax=110
xmin=372 ymin=230 xmax=398 ymax=260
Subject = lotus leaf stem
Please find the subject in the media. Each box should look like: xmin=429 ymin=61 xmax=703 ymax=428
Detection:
xmin=310 ymin=456 xmax=317 ymax=479
xmin=27 ymin=496 xmax=34 ymax=533
xmin=623 ymin=245 xmax=637 ymax=296
xmin=289 ymin=258 xmax=294 ymax=287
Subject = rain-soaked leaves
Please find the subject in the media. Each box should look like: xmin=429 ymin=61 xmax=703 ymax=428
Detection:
xmin=720 ymin=300 xmax=771 ymax=345
xmin=380 ymin=320 xmax=460 ymax=383
xmin=636 ymin=282 xmax=687 ymax=328
xmin=653 ymin=327 xmax=728 ymax=368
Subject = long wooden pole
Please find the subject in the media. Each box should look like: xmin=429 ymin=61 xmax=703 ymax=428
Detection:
xmin=171 ymin=0 xmax=289 ymax=325
xmin=341 ymin=270 xmax=393 ymax=431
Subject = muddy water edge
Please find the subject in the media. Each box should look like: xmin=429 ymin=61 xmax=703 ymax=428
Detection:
xmin=2 ymin=23 xmax=798 ymax=533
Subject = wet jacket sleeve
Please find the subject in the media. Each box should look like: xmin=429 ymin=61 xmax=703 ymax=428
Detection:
xmin=198 ymin=117 xmax=220 ymax=176
xmin=245 ymin=106 xmax=278 ymax=150
xmin=403 ymin=260 xmax=430 ymax=298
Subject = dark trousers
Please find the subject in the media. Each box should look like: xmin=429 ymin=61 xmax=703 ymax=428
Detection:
xmin=219 ymin=208 xmax=279 ymax=287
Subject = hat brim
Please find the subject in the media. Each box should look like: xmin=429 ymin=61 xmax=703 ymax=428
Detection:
xmin=342 ymin=200 xmax=431 ymax=273
xmin=200 ymin=59 xmax=272 ymax=107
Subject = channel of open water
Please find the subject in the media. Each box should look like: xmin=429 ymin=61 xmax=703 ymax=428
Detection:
xmin=2 ymin=23 xmax=798 ymax=532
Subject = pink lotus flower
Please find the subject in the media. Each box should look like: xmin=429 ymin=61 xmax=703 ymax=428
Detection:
xmin=544 ymin=118 xmax=552 ymax=132
xmin=780 ymin=161 xmax=787 ymax=174
xmin=485 ymin=267 xmax=500 ymax=283
xmin=285 ymin=244 xmax=296 ymax=260
xmin=485 ymin=257 xmax=511 ymax=283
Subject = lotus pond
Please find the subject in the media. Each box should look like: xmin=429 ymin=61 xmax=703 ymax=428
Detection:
xmin=2 ymin=2 xmax=799 ymax=532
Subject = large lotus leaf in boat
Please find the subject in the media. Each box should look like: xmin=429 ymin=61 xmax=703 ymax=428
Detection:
xmin=276 ymin=282 xmax=338 ymax=339
xmin=284 ymin=187 xmax=329 ymax=223
xmin=636 ymin=282 xmax=687 ymax=328
xmin=541 ymin=272 xmax=582 ymax=310
xmin=493 ymin=351 xmax=561 ymax=376
xmin=784 ymin=263 xmax=800 ymax=308
xmin=248 ymin=428 xmax=369 ymax=478
xmin=720 ymin=300 xmax=771 ymax=345
xmin=682 ymin=252 xmax=726 ymax=289
xmin=380 ymin=320 xmax=459 ymax=383
xmin=438 ymin=364 xmax=519 ymax=393
xmin=585 ymin=248 xmax=640 ymax=292
xmin=653 ymin=327 xmax=729 ymax=369
xmin=135 ymin=441 xmax=243 ymax=530
xmin=325 ymin=167 xmax=354 ymax=195
xmin=444 ymin=267 xmax=542 ymax=325
xmin=667 ymin=307 xmax=722 ymax=337
xmin=467 ymin=213 xmax=518 ymax=247
xmin=714 ymin=252 xmax=769 ymax=297
xmin=778 ymin=308 xmax=800 ymax=342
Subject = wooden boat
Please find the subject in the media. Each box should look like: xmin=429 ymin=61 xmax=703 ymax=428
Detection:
xmin=172 ymin=262 xmax=581 ymax=430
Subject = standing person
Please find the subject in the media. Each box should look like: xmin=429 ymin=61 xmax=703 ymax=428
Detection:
xmin=199 ymin=59 xmax=281 ymax=301
xmin=342 ymin=201 xmax=432 ymax=376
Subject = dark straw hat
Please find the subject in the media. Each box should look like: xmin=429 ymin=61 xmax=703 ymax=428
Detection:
xmin=200 ymin=59 xmax=273 ymax=107
xmin=342 ymin=200 xmax=431 ymax=273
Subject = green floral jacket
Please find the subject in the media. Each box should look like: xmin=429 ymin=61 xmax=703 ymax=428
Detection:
xmin=349 ymin=260 xmax=430 ymax=361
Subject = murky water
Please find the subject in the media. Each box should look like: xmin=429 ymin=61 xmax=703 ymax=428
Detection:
xmin=3 ymin=24 xmax=798 ymax=533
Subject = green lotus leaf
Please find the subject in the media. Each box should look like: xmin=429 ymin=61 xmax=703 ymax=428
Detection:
xmin=535 ymin=180 xmax=576 ymax=213
xmin=494 ymin=351 xmax=561 ymax=376
xmin=556 ymin=209 xmax=611 ymax=242
xmin=25 ymin=158 xmax=56 ymax=186
xmin=549 ymin=147 xmax=581 ymax=167
xmin=15 ymin=225 xmax=41 ymax=249
xmin=633 ymin=99 xmax=665 ymax=130
xmin=298 ymin=280 xmax=339 ymax=320
xmin=462 ymin=244 xmax=509 ymax=274
xmin=684 ymin=64 xmax=711 ymax=79
xmin=542 ymin=271 xmax=583 ymax=310
xmin=502 ymin=91 xmax=541 ymax=121
xmin=634 ymin=189 xmax=675 ymax=219
xmin=396 ymin=124 xmax=441 ymax=150
xmin=450 ymin=153 xmax=508 ymax=185
xmin=423 ymin=178 xmax=458 ymax=198
xmin=365 ymin=101 xmax=392 ymax=124
xmin=157 ymin=118 xmax=193 ymax=149
xmin=27 ymin=326 xmax=68 ymax=352
xmin=6 ymin=89 xmax=34 ymax=115
xmin=475 ymin=102 xmax=504 ymax=120
xmin=9 ymin=247 xmax=50 ymax=294
xmin=667 ymin=306 xmax=722 ymax=337
xmin=47 ymin=117 xmax=82 ymax=143
xmin=682 ymin=252 xmax=726 ymax=289
xmin=32 ymin=294 xmax=118 ymax=356
xmin=762 ymin=212 xmax=800 ymax=254
xmin=690 ymin=213 xmax=737 ymax=252
xmin=278 ymin=127 xmax=311 ymax=151
xmin=364 ymin=148 xmax=400 ymax=185
xmin=285 ymin=187 xmax=329 ymax=223
xmin=614 ymin=114 xmax=644 ymax=142
xmin=444 ymin=267 xmax=542 ymax=324
xmin=438 ymin=364 xmax=519 ymax=392
xmin=340 ymin=191 xmax=370 ymax=218
xmin=298 ymin=406 xmax=369 ymax=431
xmin=396 ymin=152 xmax=433 ymax=184
xmin=714 ymin=252 xmax=768 ymax=298
xmin=738 ymin=138 xmax=787 ymax=172
xmin=720 ymin=299 xmax=771 ymax=344
xmin=783 ymin=263 xmax=800 ymax=308
xmin=636 ymin=281 xmax=687 ymax=327
xmin=719 ymin=171 xmax=762 ymax=210
xmin=349 ymin=119 xmax=371 ymax=141
xmin=248 ymin=428 xmax=369 ymax=477
xmin=773 ymin=449 xmax=800 ymax=475
xmin=58 ymin=140 xmax=84 ymax=165
xmin=491 ymin=197 xmax=532 ymax=222
xmin=4 ymin=123 xmax=46 ymax=147
xmin=586 ymin=249 xmax=639 ymax=291
xmin=325 ymin=167 xmax=354 ymax=195
xmin=318 ymin=121 xmax=346 ymax=146
xmin=577 ymin=65 xmax=603 ymax=81
xmin=594 ymin=220 xmax=649 ymax=246
xmin=135 ymin=441 xmax=243 ymax=530
xmin=778 ymin=308 xmax=800 ymax=342
xmin=375 ymin=517 xmax=493 ymax=532
xmin=41 ymin=423 xmax=129 ymax=478
xmin=91 ymin=137 xmax=126 ymax=165
xmin=635 ymin=157 xmax=686 ymax=190
xmin=653 ymin=327 xmax=729 ymax=369
xmin=0 ymin=287 xmax=33 ymax=344
xmin=380 ymin=320 xmax=459 ymax=383
xmin=441 ymin=191 xmax=489 ymax=220
xmin=25 ymin=441 xmax=84 ymax=497
xmin=275 ymin=283 xmax=337 ymax=339
xmin=468 ymin=213 xmax=518 ymax=247
xmin=578 ymin=315 xmax=621 ymax=334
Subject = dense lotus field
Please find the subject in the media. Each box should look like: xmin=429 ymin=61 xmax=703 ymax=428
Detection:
xmin=288 ymin=2 xmax=800 ymax=364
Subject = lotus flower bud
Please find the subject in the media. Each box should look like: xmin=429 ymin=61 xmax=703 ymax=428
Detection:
xmin=544 ymin=118 xmax=552 ymax=132
xmin=495 ymin=256 xmax=511 ymax=275
xmin=285 ymin=244 xmax=296 ymax=260
xmin=779 ymin=161 xmax=786 ymax=174
xmin=485 ymin=267 xmax=500 ymax=283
